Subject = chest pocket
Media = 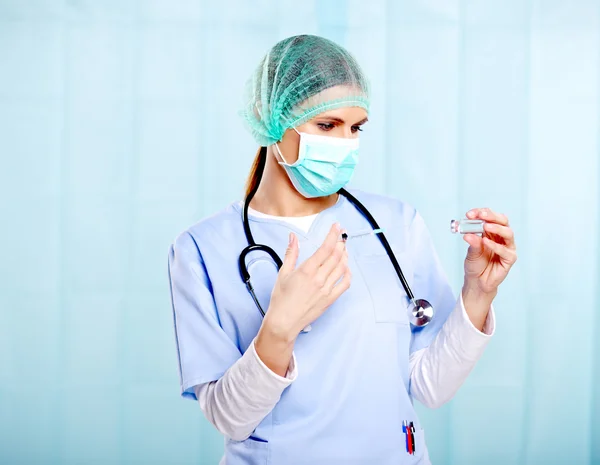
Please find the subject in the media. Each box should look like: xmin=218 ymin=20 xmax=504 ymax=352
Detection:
xmin=353 ymin=246 xmax=414 ymax=325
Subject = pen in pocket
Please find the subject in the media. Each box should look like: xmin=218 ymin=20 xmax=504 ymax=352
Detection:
xmin=339 ymin=228 xmax=385 ymax=241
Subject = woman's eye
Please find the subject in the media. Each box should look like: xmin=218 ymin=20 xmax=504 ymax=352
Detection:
xmin=317 ymin=123 xmax=334 ymax=131
xmin=316 ymin=123 xmax=364 ymax=133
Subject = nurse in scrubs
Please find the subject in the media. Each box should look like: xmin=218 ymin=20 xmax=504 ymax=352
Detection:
xmin=168 ymin=34 xmax=517 ymax=465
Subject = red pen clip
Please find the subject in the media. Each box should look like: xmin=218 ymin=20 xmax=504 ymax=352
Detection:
xmin=410 ymin=422 xmax=416 ymax=454
xmin=403 ymin=421 xmax=415 ymax=455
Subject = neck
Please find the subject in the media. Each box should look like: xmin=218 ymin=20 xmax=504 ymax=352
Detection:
xmin=249 ymin=145 xmax=338 ymax=217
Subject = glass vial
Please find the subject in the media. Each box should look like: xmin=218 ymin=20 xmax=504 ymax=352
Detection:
xmin=450 ymin=219 xmax=485 ymax=234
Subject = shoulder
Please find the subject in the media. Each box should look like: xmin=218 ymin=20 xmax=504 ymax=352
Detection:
xmin=170 ymin=200 xmax=242 ymax=260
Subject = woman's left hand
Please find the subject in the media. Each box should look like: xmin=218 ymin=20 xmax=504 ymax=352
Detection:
xmin=463 ymin=208 xmax=517 ymax=295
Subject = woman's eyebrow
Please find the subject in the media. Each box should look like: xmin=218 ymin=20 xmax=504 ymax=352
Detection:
xmin=318 ymin=116 xmax=369 ymax=125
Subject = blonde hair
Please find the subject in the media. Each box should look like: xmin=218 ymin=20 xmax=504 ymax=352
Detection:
xmin=244 ymin=146 xmax=266 ymax=198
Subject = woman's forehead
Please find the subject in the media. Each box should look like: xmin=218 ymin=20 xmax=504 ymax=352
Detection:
xmin=311 ymin=106 xmax=368 ymax=122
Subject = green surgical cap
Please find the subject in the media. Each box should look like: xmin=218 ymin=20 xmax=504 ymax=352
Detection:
xmin=239 ymin=34 xmax=371 ymax=147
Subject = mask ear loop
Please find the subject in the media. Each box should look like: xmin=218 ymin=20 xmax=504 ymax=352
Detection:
xmin=274 ymin=142 xmax=288 ymax=165
xmin=274 ymin=126 xmax=301 ymax=166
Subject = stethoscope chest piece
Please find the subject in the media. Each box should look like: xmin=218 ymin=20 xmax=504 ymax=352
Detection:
xmin=407 ymin=299 xmax=434 ymax=327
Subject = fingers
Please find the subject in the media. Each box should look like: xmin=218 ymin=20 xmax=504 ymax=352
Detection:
xmin=280 ymin=232 xmax=299 ymax=274
xmin=322 ymin=248 xmax=348 ymax=291
xmin=328 ymin=266 xmax=352 ymax=302
xmin=464 ymin=230 xmax=518 ymax=262
xmin=305 ymin=223 xmax=342 ymax=272
xmin=483 ymin=222 xmax=516 ymax=249
xmin=315 ymin=240 xmax=346 ymax=284
xmin=467 ymin=208 xmax=509 ymax=226
xmin=482 ymin=236 xmax=518 ymax=264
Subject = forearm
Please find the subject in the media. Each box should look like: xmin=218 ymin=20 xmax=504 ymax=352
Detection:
xmin=254 ymin=315 xmax=297 ymax=377
xmin=461 ymin=282 xmax=496 ymax=332
xmin=196 ymin=337 xmax=297 ymax=441
xmin=409 ymin=293 xmax=495 ymax=408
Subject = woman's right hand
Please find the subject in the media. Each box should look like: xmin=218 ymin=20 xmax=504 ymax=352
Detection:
xmin=254 ymin=223 xmax=350 ymax=377
xmin=264 ymin=222 xmax=351 ymax=341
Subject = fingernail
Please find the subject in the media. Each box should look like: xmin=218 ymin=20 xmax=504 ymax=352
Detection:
xmin=289 ymin=232 xmax=293 ymax=245
xmin=481 ymin=210 xmax=488 ymax=217
xmin=467 ymin=210 xmax=475 ymax=218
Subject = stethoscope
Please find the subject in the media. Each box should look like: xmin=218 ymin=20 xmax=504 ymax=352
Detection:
xmin=238 ymin=148 xmax=434 ymax=327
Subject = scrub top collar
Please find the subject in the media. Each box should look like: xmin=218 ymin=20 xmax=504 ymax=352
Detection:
xmin=232 ymin=192 xmax=348 ymax=240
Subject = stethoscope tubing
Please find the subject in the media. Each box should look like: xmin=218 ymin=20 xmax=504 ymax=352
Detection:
xmin=238 ymin=147 xmax=415 ymax=304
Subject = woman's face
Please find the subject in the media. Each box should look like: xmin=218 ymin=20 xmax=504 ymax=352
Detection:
xmin=277 ymin=106 xmax=368 ymax=164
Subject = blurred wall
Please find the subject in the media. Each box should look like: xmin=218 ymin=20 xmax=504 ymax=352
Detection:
xmin=0 ymin=1 xmax=599 ymax=464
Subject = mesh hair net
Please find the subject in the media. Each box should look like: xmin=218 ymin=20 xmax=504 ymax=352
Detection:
xmin=239 ymin=34 xmax=371 ymax=147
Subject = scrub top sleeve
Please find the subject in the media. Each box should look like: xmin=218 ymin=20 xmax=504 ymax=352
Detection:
xmin=168 ymin=232 xmax=242 ymax=401
xmin=408 ymin=210 xmax=457 ymax=355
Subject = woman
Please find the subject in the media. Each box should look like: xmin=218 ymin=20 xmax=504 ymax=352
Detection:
xmin=168 ymin=35 xmax=516 ymax=465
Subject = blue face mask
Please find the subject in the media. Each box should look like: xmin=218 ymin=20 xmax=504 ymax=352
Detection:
xmin=275 ymin=128 xmax=360 ymax=198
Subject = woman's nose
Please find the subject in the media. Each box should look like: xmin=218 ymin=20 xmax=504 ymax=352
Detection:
xmin=343 ymin=127 xmax=357 ymax=138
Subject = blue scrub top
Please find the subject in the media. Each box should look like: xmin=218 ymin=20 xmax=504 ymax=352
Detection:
xmin=168 ymin=189 xmax=455 ymax=465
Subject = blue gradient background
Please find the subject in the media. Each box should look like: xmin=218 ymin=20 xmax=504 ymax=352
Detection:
xmin=0 ymin=1 xmax=599 ymax=464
